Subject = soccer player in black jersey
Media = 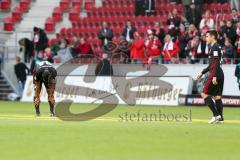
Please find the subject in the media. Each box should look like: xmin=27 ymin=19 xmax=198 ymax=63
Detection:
xmin=196 ymin=30 xmax=224 ymax=124
xmin=33 ymin=60 xmax=57 ymax=117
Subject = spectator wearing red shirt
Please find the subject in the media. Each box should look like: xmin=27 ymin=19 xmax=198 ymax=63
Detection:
xmin=130 ymin=32 xmax=145 ymax=63
xmin=162 ymin=34 xmax=180 ymax=64
xmin=145 ymin=29 xmax=162 ymax=63
xmin=72 ymin=38 xmax=93 ymax=58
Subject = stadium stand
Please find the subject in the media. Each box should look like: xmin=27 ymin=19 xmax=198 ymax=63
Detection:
xmin=46 ymin=0 xmax=235 ymax=56
xmin=0 ymin=75 xmax=14 ymax=100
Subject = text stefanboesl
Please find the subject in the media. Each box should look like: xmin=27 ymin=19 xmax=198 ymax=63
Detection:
xmin=119 ymin=109 xmax=192 ymax=122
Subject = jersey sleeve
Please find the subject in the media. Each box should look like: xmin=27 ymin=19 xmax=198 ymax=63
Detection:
xmin=212 ymin=46 xmax=222 ymax=77
xmin=201 ymin=64 xmax=210 ymax=75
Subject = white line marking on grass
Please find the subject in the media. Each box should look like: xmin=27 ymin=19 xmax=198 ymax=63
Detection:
xmin=0 ymin=115 xmax=240 ymax=124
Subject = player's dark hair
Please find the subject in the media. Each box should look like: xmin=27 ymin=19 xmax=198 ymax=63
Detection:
xmin=33 ymin=26 xmax=39 ymax=32
xmin=206 ymin=30 xmax=218 ymax=40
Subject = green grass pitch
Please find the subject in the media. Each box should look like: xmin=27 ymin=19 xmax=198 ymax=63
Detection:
xmin=0 ymin=101 xmax=240 ymax=160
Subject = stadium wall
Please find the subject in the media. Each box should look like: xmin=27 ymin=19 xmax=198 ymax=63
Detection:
xmin=51 ymin=64 xmax=238 ymax=96
xmin=21 ymin=64 xmax=239 ymax=105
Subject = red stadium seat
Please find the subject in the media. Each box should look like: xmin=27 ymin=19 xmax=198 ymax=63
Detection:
xmin=1 ymin=0 xmax=11 ymax=12
xmin=4 ymin=17 xmax=14 ymax=31
xmin=85 ymin=2 xmax=94 ymax=10
xmin=72 ymin=0 xmax=83 ymax=8
xmin=45 ymin=17 xmax=55 ymax=32
xmin=69 ymin=6 xmax=81 ymax=21
xmin=12 ymin=6 xmax=22 ymax=22
xmin=60 ymin=27 xmax=67 ymax=36
xmin=20 ymin=0 xmax=31 ymax=12
xmin=60 ymin=0 xmax=71 ymax=11
xmin=50 ymin=38 xmax=59 ymax=46
xmin=52 ymin=7 xmax=63 ymax=22
xmin=222 ymin=3 xmax=231 ymax=13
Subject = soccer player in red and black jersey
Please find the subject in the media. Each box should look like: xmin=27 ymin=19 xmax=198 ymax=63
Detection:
xmin=196 ymin=30 xmax=224 ymax=124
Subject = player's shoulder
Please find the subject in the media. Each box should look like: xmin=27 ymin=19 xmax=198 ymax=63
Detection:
xmin=211 ymin=43 xmax=222 ymax=57
xmin=212 ymin=43 xmax=221 ymax=51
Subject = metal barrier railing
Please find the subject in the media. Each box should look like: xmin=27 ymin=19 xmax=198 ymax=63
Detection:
xmin=65 ymin=53 xmax=239 ymax=65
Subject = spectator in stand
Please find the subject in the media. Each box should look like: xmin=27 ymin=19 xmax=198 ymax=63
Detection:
xmin=181 ymin=15 xmax=190 ymax=30
xmin=193 ymin=0 xmax=203 ymax=19
xmin=185 ymin=2 xmax=202 ymax=27
xmin=70 ymin=35 xmax=80 ymax=57
xmin=171 ymin=0 xmax=182 ymax=4
xmin=51 ymin=36 xmax=69 ymax=56
xmin=14 ymin=56 xmax=30 ymax=98
xmin=72 ymin=35 xmax=80 ymax=47
xmin=219 ymin=20 xmax=227 ymax=46
xmin=231 ymin=8 xmax=240 ymax=26
xmin=182 ymin=0 xmax=191 ymax=6
xmin=18 ymin=38 xmax=34 ymax=63
xmin=222 ymin=38 xmax=234 ymax=64
xmin=167 ymin=9 xmax=182 ymax=40
xmin=49 ymin=34 xmax=61 ymax=49
xmin=225 ymin=20 xmax=237 ymax=46
xmin=33 ymin=27 xmax=48 ymax=58
xmin=145 ymin=0 xmax=156 ymax=16
xmin=196 ymin=33 xmax=209 ymax=64
xmin=44 ymin=48 xmax=54 ymax=63
xmin=217 ymin=0 xmax=228 ymax=3
xmin=0 ymin=48 xmax=3 ymax=76
xmin=235 ymin=22 xmax=240 ymax=63
xmin=135 ymin=0 xmax=145 ymax=16
xmin=71 ymin=38 xmax=93 ymax=58
xmin=145 ymin=29 xmax=162 ymax=63
xmin=152 ymin=21 xmax=166 ymax=45
xmin=178 ymin=24 xmax=189 ymax=63
xmin=234 ymin=62 xmax=240 ymax=90
xmin=187 ymin=24 xmax=199 ymax=40
xmin=95 ymin=53 xmax=113 ymax=76
xmin=114 ymin=36 xmax=130 ymax=58
xmin=129 ymin=32 xmax=145 ymax=63
xmin=186 ymin=36 xmax=201 ymax=64
xmin=98 ymin=21 xmax=114 ymax=51
xmin=162 ymin=34 xmax=180 ymax=64
xmin=52 ymin=36 xmax=72 ymax=63
xmin=122 ymin=20 xmax=137 ymax=43
xmin=199 ymin=10 xmax=215 ymax=33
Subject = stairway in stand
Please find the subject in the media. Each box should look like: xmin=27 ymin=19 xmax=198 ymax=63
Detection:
xmin=0 ymin=74 xmax=14 ymax=100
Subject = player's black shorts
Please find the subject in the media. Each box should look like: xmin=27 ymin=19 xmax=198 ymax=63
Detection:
xmin=203 ymin=68 xmax=224 ymax=96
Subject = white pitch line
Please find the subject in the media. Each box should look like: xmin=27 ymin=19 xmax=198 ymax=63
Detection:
xmin=0 ymin=115 xmax=240 ymax=124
